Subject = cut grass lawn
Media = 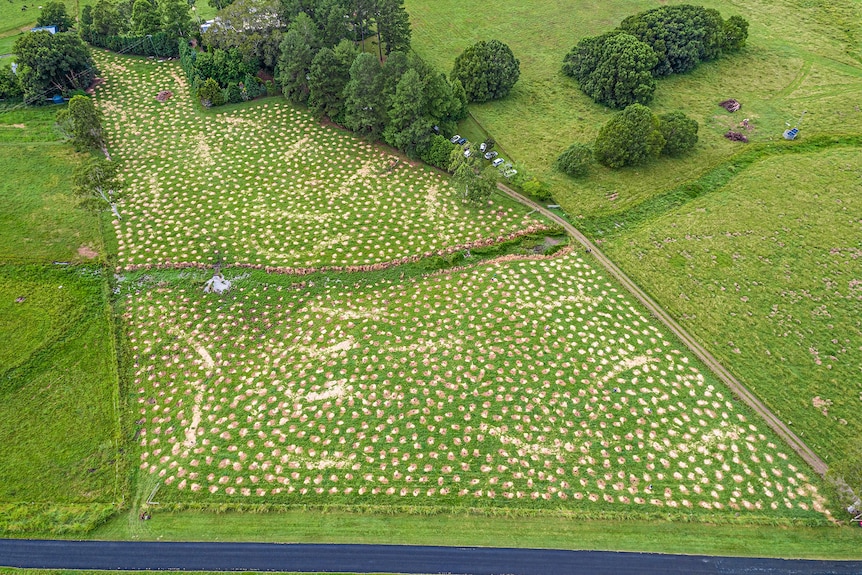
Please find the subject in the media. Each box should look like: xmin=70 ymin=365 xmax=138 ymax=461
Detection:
xmin=601 ymin=146 xmax=862 ymax=465
xmin=89 ymin=508 xmax=862 ymax=560
xmin=406 ymin=0 xmax=862 ymax=219
xmin=95 ymin=51 xmax=542 ymax=270
xmin=0 ymin=107 xmax=104 ymax=264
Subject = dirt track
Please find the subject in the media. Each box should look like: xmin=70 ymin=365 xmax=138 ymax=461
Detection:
xmin=497 ymin=183 xmax=828 ymax=476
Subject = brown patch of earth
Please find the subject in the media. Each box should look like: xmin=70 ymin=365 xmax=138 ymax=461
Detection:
xmin=0 ymin=124 xmax=26 ymax=129
xmin=78 ymin=245 xmax=99 ymax=259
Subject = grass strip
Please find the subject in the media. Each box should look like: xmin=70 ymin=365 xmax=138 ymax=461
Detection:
xmin=579 ymin=135 xmax=862 ymax=239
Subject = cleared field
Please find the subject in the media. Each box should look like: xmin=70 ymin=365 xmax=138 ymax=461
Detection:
xmin=0 ymin=266 xmax=120 ymax=533
xmin=0 ymin=106 xmax=119 ymax=534
xmin=406 ymin=0 xmax=862 ymax=218
xmin=94 ymin=52 xmax=542 ymax=270
xmin=602 ymin=147 xmax=862 ymax=464
xmin=125 ymin=251 xmax=828 ymax=522
xmin=0 ymin=108 xmax=104 ymax=263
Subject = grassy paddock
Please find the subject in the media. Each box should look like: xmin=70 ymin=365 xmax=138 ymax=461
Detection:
xmin=0 ymin=106 xmax=104 ymax=263
xmin=601 ymin=147 xmax=862 ymax=464
xmin=406 ymin=0 xmax=862 ymax=218
xmin=88 ymin=508 xmax=862 ymax=560
xmin=0 ymin=265 xmax=122 ymax=533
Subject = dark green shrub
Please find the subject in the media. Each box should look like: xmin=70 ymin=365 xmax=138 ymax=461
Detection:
xmin=658 ymin=111 xmax=699 ymax=156
xmin=450 ymin=40 xmax=520 ymax=103
xmin=420 ymin=134 xmax=457 ymax=171
xmin=594 ymin=103 xmax=664 ymax=168
xmin=555 ymin=143 xmax=593 ymax=177
xmin=197 ymin=78 xmax=224 ymax=107
xmin=225 ymin=82 xmax=243 ymax=103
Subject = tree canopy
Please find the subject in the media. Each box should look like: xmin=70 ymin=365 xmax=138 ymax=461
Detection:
xmin=202 ymin=0 xmax=284 ymax=70
xmin=618 ymin=4 xmax=748 ymax=76
xmin=562 ymin=32 xmax=657 ymax=109
xmin=450 ymin=40 xmax=520 ymax=103
xmin=658 ymin=111 xmax=699 ymax=156
xmin=555 ymin=143 xmax=593 ymax=177
xmin=56 ymin=95 xmax=105 ymax=152
xmin=36 ymin=1 xmax=74 ymax=32
xmin=14 ymin=31 xmax=97 ymax=104
xmin=593 ymin=103 xmax=665 ymax=168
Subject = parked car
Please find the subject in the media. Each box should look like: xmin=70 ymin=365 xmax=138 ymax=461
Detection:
xmin=457 ymin=137 xmax=468 ymax=145
xmin=479 ymin=142 xmax=487 ymax=152
xmin=492 ymin=158 xmax=505 ymax=168
xmin=463 ymin=149 xmax=471 ymax=158
xmin=450 ymin=134 xmax=461 ymax=143
xmin=484 ymin=151 xmax=498 ymax=160
xmin=503 ymin=168 xmax=518 ymax=178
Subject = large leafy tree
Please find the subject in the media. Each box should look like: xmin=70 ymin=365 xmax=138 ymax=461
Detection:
xmin=56 ymin=95 xmax=105 ymax=152
xmin=36 ymin=1 xmax=74 ymax=32
xmin=72 ymin=157 xmax=123 ymax=220
xmin=14 ymin=32 xmax=97 ymax=104
xmin=593 ymin=103 xmax=665 ymax=168
xmin=383 ymin=68 xmax=431 ymax=157
xmin=343 ymin=52 xmax=385 ymax=137
xmin=450 ymin=39 xmax=520 ymax=103
xmin=658 ymin=111 xmax=699 ymax=156
xmin=276 ymin=13 xmax=321 ymax=104
xmin=203 ymin=0 xmax=284 ymax=70
xmin=158 ymin=0 xmax=193 ymax=36
xmin=308 ymin=40 xmax=356 ymax=121
xmin=374 ymin=0 xmax=411 ymax=57
xmin=131 ymin=0 xmax=162 ymax=36
xmin=618 ymin=5 xmax=736 ymax=76
xmin=450 ymin=145 xmax=496 ymax=205
xmin=90 ymin=0 xmax=124 ymax=37
xmin=562 ymin=32 xmax=657 ymax=109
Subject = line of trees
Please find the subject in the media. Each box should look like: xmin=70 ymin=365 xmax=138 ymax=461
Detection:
xmin=556 ymin=104 xmax=699 ymax=175
xmin=78 ymin=0 xmax=194 ymax=56
xmin=563 ymin=4 xmax=749 ymax=108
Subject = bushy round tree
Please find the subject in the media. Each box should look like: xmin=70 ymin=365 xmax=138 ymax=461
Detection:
xmin=555 ymin=143 xmax=593 ymax=177
xmin=563 ymin=32 xmax=657 ymax=109
xmin=658 ymin=111 xmax=699 ymax=156
xmin=594 ymin=103 xmax=665 ymax=168
xmin=36 ymin=1 xmax=74 ymax=32
xmin=450 ymin=40 xmax=520 ymax=103
xmin=56 ymin=95 xmax=105 ymax=152
xmin=197 ymin=77 xmax=225 ymax=107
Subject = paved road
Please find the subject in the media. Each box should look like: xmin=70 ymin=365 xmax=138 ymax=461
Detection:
xmin=2 ymin=539 xmax=862 ymax=574
xmin=497 ymin=183 xmax=828 ymax=475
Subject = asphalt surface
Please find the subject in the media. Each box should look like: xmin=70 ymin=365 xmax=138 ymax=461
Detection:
xmin=2 ymin=539 xmax=862 ymax=574
xmin=496 ymin=183 xmax=828 ymax=476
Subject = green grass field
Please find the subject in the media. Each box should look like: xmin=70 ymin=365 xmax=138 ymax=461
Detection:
xmin=0 ymin=104 xmax=120 ymax=534
xmin=601 ymin=146 xmax=862 ymax=464
xmin=89 ymin=508 xmax=862 ymax=559
xmin=406 ymin=0 xmax=862 ymax=218
xmin=0 ymin=108 xmax=104 ymax=264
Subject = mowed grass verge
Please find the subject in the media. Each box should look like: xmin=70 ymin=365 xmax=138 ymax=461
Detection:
xmin=87 ymin=508 xmax=862 ymax=560
xmin=0 ymin=106 xmax=120 ymax=534
xmin=95 ymin=51 xmax=542 ymax=271
xmin=406 ymin=0 xmax=862 ymax=219
xmin=601 ymin=146 xmax=862 ymax=464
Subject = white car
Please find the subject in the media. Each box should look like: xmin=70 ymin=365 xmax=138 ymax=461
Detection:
xmin=450 ymin=134 xmax=461 ymax=143
xmin=463 ymin=149 xmax=471 ymax=158
xmin=479 ymin=142 xmax=487 ymax=152
xmin=503 ymin=168 xmax=517 ymax=178
xmin=492 ymin=158 xmax=505 ymax=168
